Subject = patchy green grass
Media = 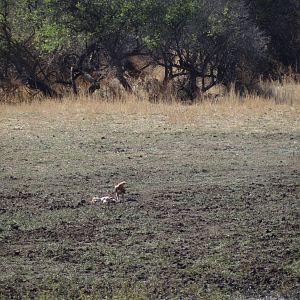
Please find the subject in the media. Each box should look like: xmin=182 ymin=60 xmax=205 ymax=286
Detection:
xmin=0 ymin=99 xmax=299 ymax=299
xmin=285 ymin=260 xmax=300 ymax=277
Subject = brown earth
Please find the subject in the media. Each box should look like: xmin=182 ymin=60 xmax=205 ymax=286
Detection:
xmin=0 ymin=100 xmax=299 ymax=299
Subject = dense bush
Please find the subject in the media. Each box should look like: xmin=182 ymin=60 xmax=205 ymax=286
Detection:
xmin=0 ymin=0 xmax=298 ymax=100
xmin=246 ymin=0 xmax=300 ymax=74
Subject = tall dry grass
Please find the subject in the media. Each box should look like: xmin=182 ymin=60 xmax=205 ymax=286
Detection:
xmin=0 ymin=79 xmax=299 ymax=127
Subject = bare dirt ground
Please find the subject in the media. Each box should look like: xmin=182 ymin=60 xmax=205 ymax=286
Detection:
xmin=0 ymin=99 xmax=299 ymax=299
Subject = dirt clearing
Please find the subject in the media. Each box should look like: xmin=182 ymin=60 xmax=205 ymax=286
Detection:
xmin=0 ymin=98 xmax=299 ymax=299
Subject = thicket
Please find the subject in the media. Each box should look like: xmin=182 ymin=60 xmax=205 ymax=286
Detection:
xmin=0 ymin=0 xmax=299 ymax=100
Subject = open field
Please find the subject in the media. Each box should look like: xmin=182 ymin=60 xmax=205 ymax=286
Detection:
xmin=0 ymin=92 xmax=299 ymax=299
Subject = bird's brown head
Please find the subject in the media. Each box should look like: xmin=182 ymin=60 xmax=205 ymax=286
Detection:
xmin=115 ymin=181 xmax=127 ymax=192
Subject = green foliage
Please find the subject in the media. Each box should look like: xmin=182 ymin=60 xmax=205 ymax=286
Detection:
xmin=246 ymin=0 xmax=300 ymax=69
xmin=0 ymin=0 xmax=297 ymax=98
xmin=35 ymin=24 xmax=70 ymax=53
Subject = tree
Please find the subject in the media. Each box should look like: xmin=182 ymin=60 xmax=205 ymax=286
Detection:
xmin=0 ymin=0 xmax=60 ymax=97
xmin=42 ymin=0 xmax=152 ymax=92
xmin=0 ymin=0 xmax=274 ymax=100
xmin=144 ymin=0 xmax=267 ymax=99
xmin=246 ymin=0 xmax=300 ymax=74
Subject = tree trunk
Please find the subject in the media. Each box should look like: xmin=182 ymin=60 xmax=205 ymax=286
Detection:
xmin=70 ymin=67 xmax=78 ymax=95
xmin=116 ymin=66 xmax=132 ymax=92
xmin=188 ymin=72 xmax=199 ymax=100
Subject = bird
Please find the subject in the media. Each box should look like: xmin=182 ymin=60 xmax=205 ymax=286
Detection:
xmin=114 ymin=181 xmax=127 ymax=202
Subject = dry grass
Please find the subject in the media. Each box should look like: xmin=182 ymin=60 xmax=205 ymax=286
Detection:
xmin=1 ymin=80 xmax=299 ymax=129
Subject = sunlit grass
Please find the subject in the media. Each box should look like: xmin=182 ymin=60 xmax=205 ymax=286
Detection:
xmin=1 ymin=79 xmax=299 ymax=135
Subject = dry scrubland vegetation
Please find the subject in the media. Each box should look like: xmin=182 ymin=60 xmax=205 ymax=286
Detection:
xmin=1 ymin=0 xmax=300 ymax=298
xmin=0 ymin=81 xmax=300 ymax=299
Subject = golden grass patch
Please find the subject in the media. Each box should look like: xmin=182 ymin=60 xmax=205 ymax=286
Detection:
xmin=1 ymin=80 xmax=299 ymax=131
